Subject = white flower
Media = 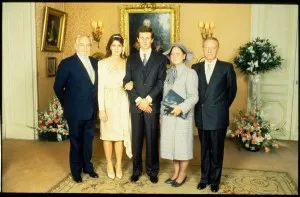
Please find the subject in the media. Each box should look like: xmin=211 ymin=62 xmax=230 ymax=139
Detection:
xmin=246 ymin=60 xmax=259 ymax=73
xmin=256 ymin=136 xmax=264 ymax=143
xmin=265 ymin=133 xmax=272 ymax=140
xmin=247 ymin=46 xmax=255 ymax=54
xmin=245 ymin=143 xmax=250 ymax=148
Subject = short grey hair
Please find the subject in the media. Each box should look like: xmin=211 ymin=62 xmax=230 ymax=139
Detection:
xmin=202 ymin=37 xmax=219 ymax=48
xmin=75 ymin=35 xmax=93 ymax=45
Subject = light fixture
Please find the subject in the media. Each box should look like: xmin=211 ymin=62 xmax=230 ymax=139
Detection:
xmin=198 ymin=21 xmax=215 ymax=40
xmin=91 ymin=21 xmax=103 ymax=48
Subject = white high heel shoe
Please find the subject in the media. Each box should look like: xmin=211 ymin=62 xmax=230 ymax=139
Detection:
xmin=107 ymin=164 xmax=115 ymax=180
xmin=115 ymin=164 xmax=123 ymax=179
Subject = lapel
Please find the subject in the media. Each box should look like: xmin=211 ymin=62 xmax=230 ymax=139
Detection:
xmin=74 ymin=53 xmax=94 ymax=86
xmin=199 ymin=62 xmax=208 ymax=100
xmin=203 ymin=59 xmax=222 ymax=100
xmin=143 ymin=50 xmax=156 ymax=81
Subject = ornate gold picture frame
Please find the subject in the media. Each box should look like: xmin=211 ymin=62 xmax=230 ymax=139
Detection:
xmin=41 ymin=7 xmax=67 ymax=52
xmin=120 ymin=4 xmax=180 ymax=56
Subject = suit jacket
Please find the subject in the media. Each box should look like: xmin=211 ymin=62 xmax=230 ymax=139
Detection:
xmin=192 ymin=59 xmax=237 ymax=130
xmin=54 ymin=53 xmax=98 ymax=120
xmin=123 ymin=51 xmax=167 ymax=113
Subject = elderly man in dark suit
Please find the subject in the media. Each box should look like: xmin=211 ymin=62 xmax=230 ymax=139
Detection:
xmin=123 ymin=25 xmax=167 ymax=184
xmin=192 ymin=37 xmax=237 ymax=192
xmin=54 ymin=35 xmax=99 ymax=183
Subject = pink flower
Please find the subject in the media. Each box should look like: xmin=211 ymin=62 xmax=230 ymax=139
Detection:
xmin=48 ymin=120 xmax=53 ymax=124
xmin=249 ymin=116 xmax=255 ymax=121
xmin=42 ymin=126 xmax=47 ymax=129
xmin=38 ymin=120 xmax=43 ymax=124
xmin=253 ymin=122 xmax=259 ymax=127
xmin=54 ymin=119 xmax=59 ymax=124
xmin=265 ymin=147 xmax=270 ymax=153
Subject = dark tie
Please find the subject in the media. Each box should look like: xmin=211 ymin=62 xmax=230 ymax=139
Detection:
xmin=142 ymin=53 xmax=147 ymax=65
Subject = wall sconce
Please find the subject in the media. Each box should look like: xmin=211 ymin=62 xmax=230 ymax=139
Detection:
xmin=91 ymin=21 xmax=103 ymax=48
xmin=198 ymin=21 xmax=215 ymax=40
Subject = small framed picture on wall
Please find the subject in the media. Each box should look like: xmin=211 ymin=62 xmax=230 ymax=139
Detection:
xmin=47 ymin=57 xmax=57 ymax=77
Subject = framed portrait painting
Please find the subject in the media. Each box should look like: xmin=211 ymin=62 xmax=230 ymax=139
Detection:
xmin=41 ymin=7 xmax=67 ymax=52
xmin=120 ymin=4 xmax=180 ymax=56
xmin=47 ymin=57 xmax=57 ymax=77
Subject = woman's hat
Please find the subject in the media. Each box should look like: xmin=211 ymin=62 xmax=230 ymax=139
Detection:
xmin=163 ymin=42 xmax=194 ymax=64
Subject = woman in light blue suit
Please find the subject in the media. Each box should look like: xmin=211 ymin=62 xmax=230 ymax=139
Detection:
xmin=160 ymin=43 xmax=199 ymax=187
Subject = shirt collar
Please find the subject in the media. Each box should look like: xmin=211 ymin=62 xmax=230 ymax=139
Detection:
xmin=205 ymin=59 xmax=217 ymax=67
xmin=77 ymin=52 xmax=89 ymax=61
xmin=139 ymin=48 xmax=152 ymax=58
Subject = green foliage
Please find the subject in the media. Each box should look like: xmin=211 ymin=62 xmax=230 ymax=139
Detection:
xmin=234 ymin=37 xmax=283 ymax=75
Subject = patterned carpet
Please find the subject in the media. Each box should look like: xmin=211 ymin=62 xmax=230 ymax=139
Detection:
xmin=48 ymin=157 xmax=298 ymax=194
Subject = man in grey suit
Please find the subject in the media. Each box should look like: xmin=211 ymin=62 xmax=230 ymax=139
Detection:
xmin=192 ymin=37 xmax=237 ymax=192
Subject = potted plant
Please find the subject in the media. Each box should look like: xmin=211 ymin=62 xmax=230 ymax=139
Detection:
xmin=35 ymin=95 xmax=69 ymax=141
xmin=234 ymin=37 xmax=283 ymax=76
xmin=227 ymin=103 xmax=282 ymax=152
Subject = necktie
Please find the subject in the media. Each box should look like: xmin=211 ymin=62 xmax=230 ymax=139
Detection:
xmin=85 ymin=58 xmax=95 ymax=84
xmin=206 ymin=63 xmax=212 ymax=83
xmin=142 ymin=53 xmax=147 ymax=65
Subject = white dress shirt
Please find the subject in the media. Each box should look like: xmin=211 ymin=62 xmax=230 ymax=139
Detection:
xmin=139 ymin=48 xmax=152 ymax=65
xmin=205 ymin=59 xmax=217 ymax=84
xmin=135 ymin=48 xmax=153 ymax=104
xmin=77 ymin=53 xmax=95 ymax=84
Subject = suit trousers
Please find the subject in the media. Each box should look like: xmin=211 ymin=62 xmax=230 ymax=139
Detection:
xmin=131 ymin=112 xmax=159 ymax=177
xmin=198 ymin=129 xmax=227 ymax=185
xmin=67 ymin=118 xmax=95 ymax=177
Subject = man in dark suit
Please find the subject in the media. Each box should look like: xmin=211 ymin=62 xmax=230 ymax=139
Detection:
xmin=123 ymin=25 xmax=167 ymax=184
xmin=54 ymin=35 xmax=99 ymax=183
xmin=192 ymin=37 xmax=237 ymax=192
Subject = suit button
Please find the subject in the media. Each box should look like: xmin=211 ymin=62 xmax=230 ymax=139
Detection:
xmin=144 ymin=84 xmax=146 ymax=85
xmin=201 ymin=104 xmax=204 ymax=106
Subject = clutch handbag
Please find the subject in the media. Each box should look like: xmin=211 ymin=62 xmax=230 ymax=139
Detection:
xmin=162 ymin=89 xmax=188 ymax=119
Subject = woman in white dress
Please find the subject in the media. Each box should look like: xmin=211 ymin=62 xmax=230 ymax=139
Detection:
xmin=160 ymin=42 xmax=199 ymax=187
xmin=98 ymin=34 xmax=133 ymax=179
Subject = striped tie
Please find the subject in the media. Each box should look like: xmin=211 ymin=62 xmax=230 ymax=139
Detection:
xmin=142 ymin=53 xmax=147 ymax=65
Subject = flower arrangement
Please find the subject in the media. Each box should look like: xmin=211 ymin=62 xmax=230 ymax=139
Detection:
xmin=36 ymin=95 xmax=69 ymax=141
xmin=234 ymin=37 xmax=283 ymax=75
xmin=227 ymin=104 xmax=281 ymax=152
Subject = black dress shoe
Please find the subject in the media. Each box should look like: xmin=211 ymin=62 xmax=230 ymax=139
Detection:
xmin=130 ymin=175 xmax=140 ymax=182
xmin=150 ymin=176 xmax=158 ymax=183
xmin=197 ymin=182 xmax=208 ymax=190
xmin=211 ymin=184 xmax=220 ymax=192
xmin=165 ymin=178 xmax=176 ymax=184
xmin=72 ymin=175 xmax=82 ymax=183
xmin=87 ymin=171 xmax=99 ymax=178
xmin=171 ymin=176 xmax=187 ymax=187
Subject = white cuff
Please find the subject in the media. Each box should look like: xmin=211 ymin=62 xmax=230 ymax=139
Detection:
xmin=135 ymin=97 xmax=142 ymax=104
xmin=146 ymin=95 xmax=152 ymax=104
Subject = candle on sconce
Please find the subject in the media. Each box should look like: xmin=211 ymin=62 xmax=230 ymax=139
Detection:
xmin=210 ymin=22 xmax=215 ymax=28
xmin=91 ymin=21 xmax=97 ymax=29
xmin=98 ymin=21 xmax=103 ymax=28
xmin=198 ymin=22 xmax=204 ymax=28
xmin=204 ymin=23 xmax=209 ymax=30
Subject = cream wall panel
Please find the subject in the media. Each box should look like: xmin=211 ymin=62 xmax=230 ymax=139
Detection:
xmin=2 ymin=3 xmax=38 ymax=139
xmin=251 ymin=4 xmax=298 ymax=140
